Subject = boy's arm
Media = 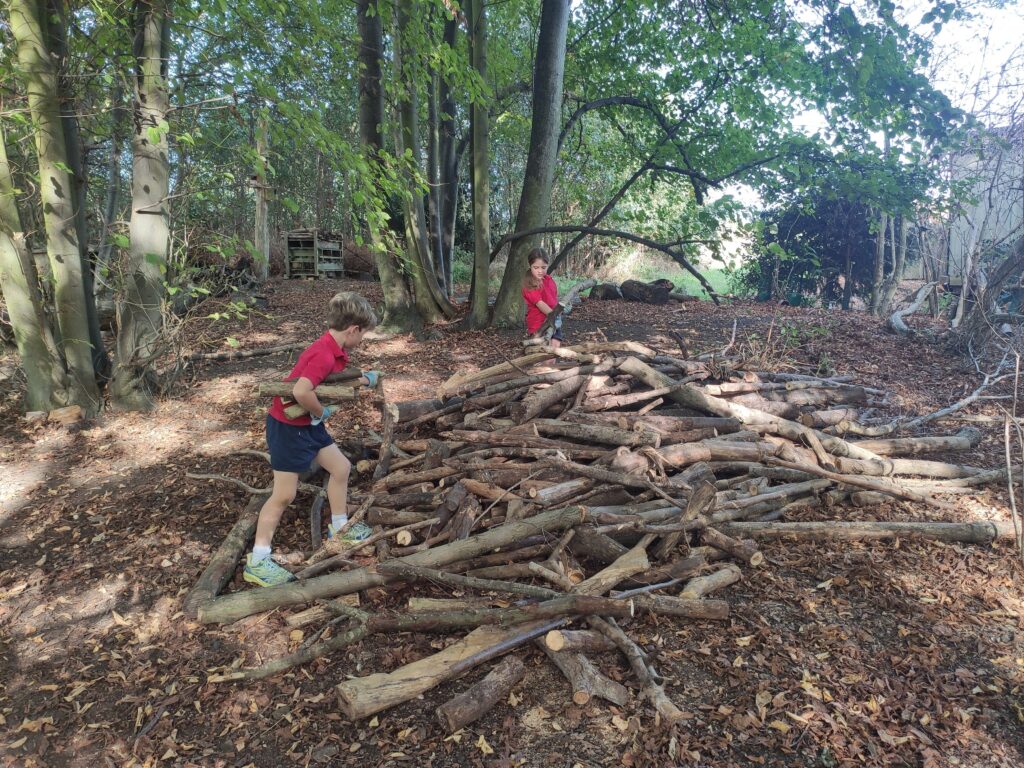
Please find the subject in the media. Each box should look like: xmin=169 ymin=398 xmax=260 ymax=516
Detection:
xmin=292 ymin=377 xmax=327 ymax=419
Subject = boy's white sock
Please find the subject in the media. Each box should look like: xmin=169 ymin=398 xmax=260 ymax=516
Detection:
xmin=331 ymin=515 xmax=348 ymax=531
xmin=252 ymin=544 xmax=272 ymax=562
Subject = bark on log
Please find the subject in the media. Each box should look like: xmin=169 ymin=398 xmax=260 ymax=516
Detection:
xmin=510 ymin=375 xmax=586 ymax=424
xmin=572 ymin=535 xmax=653 ymax=596
xmin=379 ymin=561 xmax=558 ymax=600
xmin=198 ymin=506 xmax=587 ymax=624
xmin=679 ymin=563 xmax=743 ymax=600
xmin=569 ymin=525 xmax=630 ymax=565
xmin=531 ymin=418 xmax=660 ymax=447
xmin=851 ymin=427 xmax=983 ymax=457
xmin=701 ymin=527 xmax=763 ymax=566
xmin=714 ymin=520 xmax=1018 ymax=543
xmin=539 ymin=644 xmax=628 ymax=706
xmin=436 ymin=656 xmax=527 ymax=733
xmin=183 ymin=494 xmax=264 ymax=617
xmin=621 ymin=554 xmax=707 ymax=588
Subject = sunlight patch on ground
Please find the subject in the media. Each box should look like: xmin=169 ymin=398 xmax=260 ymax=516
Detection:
xmin=0 ymin=457 xmax=54 ymax=522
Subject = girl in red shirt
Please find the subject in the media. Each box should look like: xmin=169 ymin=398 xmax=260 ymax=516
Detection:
xmin=521 ymin=248 xmax=563 ymax=348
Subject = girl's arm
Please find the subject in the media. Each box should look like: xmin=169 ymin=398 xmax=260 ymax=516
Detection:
xmin=535 ymin=300 xmax=554 ymax=315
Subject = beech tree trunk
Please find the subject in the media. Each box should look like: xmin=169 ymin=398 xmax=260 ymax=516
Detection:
xmin=490 ymin=0 xmax=570 ymax=327
xmin=467 ymin=0 xmax=491 ymax=328
xmin=9 ymin=0 xmax=101 ymax=413
xmin=356 ymin=0 xmax=419 ymax=330
xmin=0 ymin=122 xmax=65 ymax=410
xmin=111 ymin=0 xmax=171 ymax=410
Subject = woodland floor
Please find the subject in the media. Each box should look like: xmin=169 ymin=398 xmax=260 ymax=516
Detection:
xmin=1 ymin=278 xmax=1023 ymax=768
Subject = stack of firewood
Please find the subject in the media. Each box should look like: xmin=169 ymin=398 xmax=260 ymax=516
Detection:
xmin=193 ymin=340 xmax=1014 ymax=729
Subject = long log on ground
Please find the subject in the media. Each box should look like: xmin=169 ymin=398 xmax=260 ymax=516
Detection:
xmin=630 ymin=593 xmax=729 ymax=619
xmin=679 ymin=564 xmax=742 ymax=600
xmin=198 ymin=506 xmax=587 ymax=624
xmin=218 ymin=594 xmax=638 ymax=684
xmin=714 ymin=520 xmax=1019 ymax=543
xmin=530 ymin=418 xmax=659 ymax=447
xmin=539 ymin=644 xmax=628 ymax=706
xmin=373 ymin=466 xmax=462 ymax=492
xmin=580 ymin=412 xmax=743 ymax=434
xmin=378 ymin=562 xmax=559 ymax=600
xmin=367 ymin=508 xmax=431 ymax=526
xmin=445 ymin=543 xmax=553 ymax=573
xmin=544 ymin=628 xmax=617 ymax=654
xmin=764 ymin=457 xmax=952 ymax=508
xmin=851 ymin=427 xmax=983 ymax=457
xmin=438 ymin=352 xmax=566 ymax=397
xmin=183 ymin=494 xmax=265 ymax=617
xmin=336 ymin=622 xmax=560 ymax=719
xmin=436 ymin=656 xmax=527 ymax=733
xmin=618 ymin=357 xmax=884 ymax=463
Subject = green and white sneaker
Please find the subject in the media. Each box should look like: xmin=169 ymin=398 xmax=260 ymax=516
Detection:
xmin=328 ymin=520 xmax=374 ymax=544
xmin=243 ymin=554 xmax=297 ymax=587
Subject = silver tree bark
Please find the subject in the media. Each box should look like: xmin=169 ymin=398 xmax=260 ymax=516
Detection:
xmin=9 ymin=0 xmax=101 ymax=413
xmin=111 ymin=0 xmax=171 ymax=409
xmin=490 ymin=0 xmax=570 ymax=327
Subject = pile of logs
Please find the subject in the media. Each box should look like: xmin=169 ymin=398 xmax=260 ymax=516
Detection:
xmin=191 ymin=340 xmax=1014 ymax=730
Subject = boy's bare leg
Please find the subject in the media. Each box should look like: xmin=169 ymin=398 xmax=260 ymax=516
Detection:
xmin=550 ymin=338 xmax=561 ymax=349
xmin=315 ymin=443 xmax=351 ymax=521
xmin=254 ymin=471 xmax=299 ymax=548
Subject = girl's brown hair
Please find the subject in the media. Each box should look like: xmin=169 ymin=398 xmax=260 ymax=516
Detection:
xmin=522 ymin=247 xmax=549 ymax=291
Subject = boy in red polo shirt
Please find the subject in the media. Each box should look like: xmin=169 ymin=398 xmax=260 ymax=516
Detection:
xmin=244 ymin=292 xmax=381 ymax=587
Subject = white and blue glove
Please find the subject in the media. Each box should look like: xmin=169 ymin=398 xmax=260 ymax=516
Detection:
xmin=362 ymin=370 xmax=381 ymax=388
xmin=310 ymin=404 xmax=337 ymax=426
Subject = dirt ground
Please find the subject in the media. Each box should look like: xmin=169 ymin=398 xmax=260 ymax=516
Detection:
xmin=1 ymin=278 xmax=1022 ymax=768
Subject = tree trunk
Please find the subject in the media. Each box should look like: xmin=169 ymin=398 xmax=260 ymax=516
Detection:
xmin=869 ymin=209 xmax=888 ymax=315
xmin=439 ymin=19 xmax=458 ymax=294
xmin=490 ymin=0 xmax=570 ymax=327
xmin=9 ymin=0 xmax=101 ymax=413
xmin=45 ymin=0 xmax=109 ymax=380
xmin=0 ymin=123 xmax=65 ymax=410
xmin=98 ymin=74 xmax=127 ymax=267
xmin=394 ymin=0 xmax=453 ymax=323
xmin=356 ymin=0 xmax=418 ymax=331
xmin=467 ymin=0 xmax=491 ymax=328
xmin=110 ymin=0 xmax=172 ymax=410
xmin=254 ymin=112 xmax=270 ymax=280
xmin=426 ymin=68 xmax=446 ymax=296
xmin=878 ymin=214 xmax=908 ymax=317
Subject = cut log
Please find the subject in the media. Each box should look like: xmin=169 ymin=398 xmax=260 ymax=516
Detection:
xmin=436 ymin=656 xmax=527 ymax=733
xmin=530 ymin=418 xmax=659 ymax=447
xmin=198 ymin=506 xmax=587 ymax=624
xmin=569 ymin=525 xmax=630 ymax=565
xmin=679 ymin=563 xmax=743 ymax=599
xmin=183 ymin=494 xmax=264 ymax=617
xmin=700 ymin=527 xmax=763 ymax=566
xmin=539 ymin=644 xmax=628 ymax=706
xmin=544 ymin=629 xmax=617 ymax=654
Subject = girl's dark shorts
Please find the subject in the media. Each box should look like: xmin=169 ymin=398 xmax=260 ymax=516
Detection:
xmin=266 ymin=414 xmax=334 ymax=473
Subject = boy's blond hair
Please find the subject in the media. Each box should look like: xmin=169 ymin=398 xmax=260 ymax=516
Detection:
xmin=327 ymin=291 xmax=378 ymax=331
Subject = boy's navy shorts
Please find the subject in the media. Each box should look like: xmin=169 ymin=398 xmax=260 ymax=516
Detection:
xmin=266 ymin=414 xmax=334 ymax=473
